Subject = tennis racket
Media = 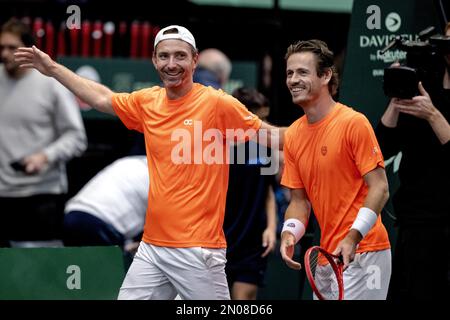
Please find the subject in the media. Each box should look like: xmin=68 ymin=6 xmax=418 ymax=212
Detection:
xmin=304 ymin=246 xmax=344 ymax=300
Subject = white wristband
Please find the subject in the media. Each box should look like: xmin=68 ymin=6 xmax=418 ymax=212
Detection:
xmin=281 ymin=218 xmax=306 ymax=244
xmin=350 ymin=207 xmax=378 ymax=238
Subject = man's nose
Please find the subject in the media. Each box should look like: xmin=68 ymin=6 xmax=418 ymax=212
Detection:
xmin=167 ymin=56 xmax=177 ymax=68
xmin=289 ymin=73 xmax=300 ymax=84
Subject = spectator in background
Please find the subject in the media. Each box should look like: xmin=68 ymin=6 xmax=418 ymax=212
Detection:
xmin=194 ymin=48 xmax=232 ymax=89
xmin=63 ymin=156 xmax=148 ymax=251
xmin=375 ymin=23 xmax=450 ymax=301
xmin=0 ymin=18 xmax=87 ymax=247
xmin=223 ymin=88 xmax=277 ymax=300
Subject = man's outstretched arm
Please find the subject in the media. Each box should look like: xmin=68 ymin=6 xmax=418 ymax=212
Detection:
xmin=15 ymin=46 xmax=115 ymax=115
xmin=258 ymin=121 xmax=287 ymax=150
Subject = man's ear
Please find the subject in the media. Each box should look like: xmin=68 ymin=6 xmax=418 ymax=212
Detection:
xmin=152 ymin=49 xmax=160 ymax=68
xmin=192 ymin=52 xmax=199 ymax=68
xmin=322 ymin=68 xmax=332 ymax=86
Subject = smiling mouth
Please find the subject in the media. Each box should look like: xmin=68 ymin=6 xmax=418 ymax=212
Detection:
xmin=291 ymin=86 xmax=306 ymax=94
xmin=165 ymin=71 xmax=182 ymax=77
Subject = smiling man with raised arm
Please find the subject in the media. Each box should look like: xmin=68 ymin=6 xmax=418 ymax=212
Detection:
xmin=15 ymin=25 xmax=284 ymax=300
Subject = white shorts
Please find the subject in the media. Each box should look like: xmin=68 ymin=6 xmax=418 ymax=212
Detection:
xmin=313 ymin=249 xmax=391 ymax=300
xmin=118 ymin=241 xmax=230 ymax=300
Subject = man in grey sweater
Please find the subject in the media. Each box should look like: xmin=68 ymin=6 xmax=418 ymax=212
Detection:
xmin=0 ymin=19 xmax=87 ymax=246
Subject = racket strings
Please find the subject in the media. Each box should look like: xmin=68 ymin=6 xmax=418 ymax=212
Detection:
xmin=309 ymin=249 xmax=340 ymax=300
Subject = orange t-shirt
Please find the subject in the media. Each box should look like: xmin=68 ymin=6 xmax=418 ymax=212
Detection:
xmin=281 ymin=103 xmax=390 ymax=253
xmin=111 ymin=83 xmax=262 ymax=248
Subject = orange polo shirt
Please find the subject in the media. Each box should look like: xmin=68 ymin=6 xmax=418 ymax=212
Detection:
xmin=281 ymin=103 xmax=390 ymax=253
xmin=111 ymin=83 xmax=262 ymax=248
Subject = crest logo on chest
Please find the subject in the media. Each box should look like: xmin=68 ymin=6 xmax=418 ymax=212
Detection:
xmin=321 ymin=146 xmax=327 ymax=156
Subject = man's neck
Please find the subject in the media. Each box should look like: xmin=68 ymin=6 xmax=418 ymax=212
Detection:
xmin=166 ymin=82 xmax=194 ymax=100
xmin=301 ymin=94 xmax=337 ymax=124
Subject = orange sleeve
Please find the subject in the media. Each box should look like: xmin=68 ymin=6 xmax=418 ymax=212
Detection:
xmin=215 ymin=91 xmax=262 ymax=142
xmin=111 ymin=91 xmax=144 ymax=133
xmin=348 ymin=113 xmax=385 ymax=177
xmin=281 ymin=132 xmax=304 ymax=189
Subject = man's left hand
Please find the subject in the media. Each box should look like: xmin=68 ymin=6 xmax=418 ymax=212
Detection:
xmin=332 ymin=229 xmax=362 ymax=270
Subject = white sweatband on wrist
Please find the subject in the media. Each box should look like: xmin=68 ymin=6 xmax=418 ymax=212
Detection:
xmin=350 ymin=207 xmax=378 ymax=238
xmin=281 ymin=218 xmax=306 ymax=244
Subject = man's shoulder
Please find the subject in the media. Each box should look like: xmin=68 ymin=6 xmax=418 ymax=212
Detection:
xmin=122 ymin=86 xmax=164 ymax=104
xmin=335 ymin=103 xmax=369 ymax=125
xmin=198 ymin=85 xmax=239 ymax=108
xmin=199 ymin=83 xmax=225 ymax=98
xmin=283 ymin=116 xmax=307 ymax=150
xmin=286 ymin=116 xmax=306 ymax=135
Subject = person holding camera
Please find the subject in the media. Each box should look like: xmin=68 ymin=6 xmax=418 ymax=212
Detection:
xmin=375 ymin=24 xmax=450 ymax=301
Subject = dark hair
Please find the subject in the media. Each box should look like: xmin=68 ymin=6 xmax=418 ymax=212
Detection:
xmin=1 ymin=18 xmax=35 ymax=47
xmin=232 ymin=87 xmax=269 ymax=112
xmin=285 ymin=39 xmax=339 ymax=96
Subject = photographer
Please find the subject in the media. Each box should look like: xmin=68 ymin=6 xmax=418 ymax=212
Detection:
xmin=375 ymin=23 xmax=450 ymax=301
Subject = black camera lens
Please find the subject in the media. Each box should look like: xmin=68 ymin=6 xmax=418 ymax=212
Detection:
xmin=383 ymin=66 xmax=419 ymax=99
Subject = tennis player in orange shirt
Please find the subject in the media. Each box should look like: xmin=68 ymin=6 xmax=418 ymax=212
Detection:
xmin=279 ymin=40 xmax=392 ymax=299
xmin=15 ymin=25 xmax=284 ymax=300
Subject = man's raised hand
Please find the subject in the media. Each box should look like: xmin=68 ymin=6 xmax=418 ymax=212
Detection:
xmin=14 ymin=45 xmax=55 ymax=77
